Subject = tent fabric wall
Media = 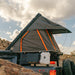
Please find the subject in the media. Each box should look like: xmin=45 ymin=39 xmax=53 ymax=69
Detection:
xmin=12 ymin=30 xmax=60 ymax=52
xmin=12 ymin=38 xmax=21 ymax=52
xmin=39 ymin=30 xmax=59 ymax=51
xmin=22 ymin=30 xmax=45 ymax=52
xmin=22 ymin=30 xmax=55 ymax=52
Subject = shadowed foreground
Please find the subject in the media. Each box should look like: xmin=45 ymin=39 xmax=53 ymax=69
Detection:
xmin=0 ymin=59 xmax=42 ymax=75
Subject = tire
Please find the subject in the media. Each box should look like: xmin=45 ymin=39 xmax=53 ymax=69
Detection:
xmin=63 ymin=60 xmax=73 ymax=75
xmin=70 ymin=61 xmax=75 ymax=75
xmin=72 ymin=65 xmax=75 ymax=75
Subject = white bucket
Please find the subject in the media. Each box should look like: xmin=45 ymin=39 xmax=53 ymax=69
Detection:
xmin=40 ymin=52 xmax=50 ymax=64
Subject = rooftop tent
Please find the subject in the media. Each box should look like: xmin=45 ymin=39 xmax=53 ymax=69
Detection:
xmin=6 ymin=13 xmax=71 ymax=52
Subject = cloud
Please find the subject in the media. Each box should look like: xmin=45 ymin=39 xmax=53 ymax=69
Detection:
xmin=0 ymin=0 xmax=33 ymax=28
xmin=29 ymin=0 xmax=75 ymax=20
xmin=58 ymin=44 xmax=75 ymax=54
xmin=9 ymin=26 xmax=11 ymax=29
xmin=72 ymin=24 xmax=75 ymax=28
xmin=9 ymin=29 xmax=20 ymax=41
xmin=6 ymin=32 xmax=11 ymax=35
xmin=72 ymin=41 xmax=75 ymax=45
xmin=0 ymin=0 xmax=75 ymax=29
xmin=55 ymin=34 xmax=62 ymax=37
xmin=58 ymin=44 xmax=63 ymax=49
xmin=0 ymin=36 xmax=7 ymax=41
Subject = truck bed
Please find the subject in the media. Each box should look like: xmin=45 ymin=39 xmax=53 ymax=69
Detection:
xmin=0 ymin=50 xmax=63 ymax=75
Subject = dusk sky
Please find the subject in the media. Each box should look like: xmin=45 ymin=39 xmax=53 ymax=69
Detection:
xmin=0 ymin=0 xmax=75 ymax=54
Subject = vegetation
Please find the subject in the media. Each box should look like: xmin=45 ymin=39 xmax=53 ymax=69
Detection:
xmin=0 ymin=38 xmax=10 ymax=50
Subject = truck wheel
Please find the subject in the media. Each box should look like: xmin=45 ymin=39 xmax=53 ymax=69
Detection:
xmin=70 ymin=61 xmax=75 ymax=75
xmin=63 ymin=60 xmax=73 ymax=75
xmin=72 ymin=65 xmax=75 ymax=75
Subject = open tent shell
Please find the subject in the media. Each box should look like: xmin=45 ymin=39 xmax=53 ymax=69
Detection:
xmin=6 ymin=13 xmax=71 ymax=52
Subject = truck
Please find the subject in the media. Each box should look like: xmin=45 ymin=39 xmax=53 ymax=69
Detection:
xmin=0 ymin=13 xmax=75 ymax=75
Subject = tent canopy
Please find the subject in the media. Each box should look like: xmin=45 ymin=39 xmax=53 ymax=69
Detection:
xmin=28 ymin=14 xmax=71 ymax=34
xmin=6 ymin=13 xmax=71 ymax=52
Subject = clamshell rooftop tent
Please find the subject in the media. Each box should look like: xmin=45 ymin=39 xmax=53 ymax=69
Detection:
xmin=6 ymin=13 xmax=71 ymax=52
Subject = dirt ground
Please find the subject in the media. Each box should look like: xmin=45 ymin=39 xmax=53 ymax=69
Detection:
xmin=0 ymin=59 xmax=42 ymax=75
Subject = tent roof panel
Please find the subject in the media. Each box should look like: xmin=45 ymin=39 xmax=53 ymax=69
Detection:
xmin=28 ymin=15 xmax=71 ymax=33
